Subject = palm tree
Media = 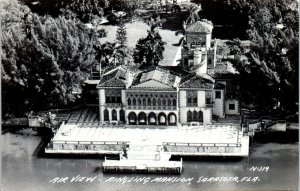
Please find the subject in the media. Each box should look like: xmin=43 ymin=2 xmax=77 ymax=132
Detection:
xmin=186 ymin=3 xmax=201 ymax=25
xmin=133 ymin=27 xmax=166 ymax=68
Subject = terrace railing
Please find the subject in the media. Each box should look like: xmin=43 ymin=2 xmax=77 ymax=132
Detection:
xmin=127 ymin=105 xmax=177 ymax=110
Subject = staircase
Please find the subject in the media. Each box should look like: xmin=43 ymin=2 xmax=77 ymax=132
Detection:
xmin=103 ymin=140 xmax=182 ymax=174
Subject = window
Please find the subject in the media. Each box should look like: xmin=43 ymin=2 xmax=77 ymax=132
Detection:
xmin=192 ymin=111 xmax=198 ymax=122
xmin=163 ymin=99 xmax=167 ymax=106
xmin=152 ymin=99 xmax=156 ymax=106
xmin=106 ymin=96 xmax=111 ymax=103
xmin=206 ymin=91 xmax=212 ymax=104
xmin=148 ymin=98 xmax=151 ymax=106
xmin=104 ymin=109 xmax=109 ymax=121
xmin=168 ymin=99 xmax=171 ymax=106
xmin=117 ymin=96 xmax=121 ymax=103
xmin=187 ymin=91 xmax=197 ymax=107
xmin=112 ymin=109 xmax=117 ymax=121
xmin=208 ymin=58 xmax=213 ymax=67
xmin=133 ymin=98 xmax=136 ymax=106
xmin=173 ymin=99 xmax=177 ymax=106
xmin=105 ymin=89 xmax=121 ymax=103
xmin=119 ymin=110 xmax=125 ymax=122
xmin=127 ymin=98 xmax=131 ymax=105
xmin=187 ymin=111 xmax=193 ymax=122
xmin=198 ymin=111 xmax=203 ymax=122
xmin=187 ymin=98 xmax=192 ymax=105
xmin=215 ymin=91 xmax=221 ymax=99
xmin=193 ymin=98 xmax=197 ymax=105
xmin=229 ymin=103 xmax=235 ymax=110
xmin=157 ymin=99 xmax=161 ymax=106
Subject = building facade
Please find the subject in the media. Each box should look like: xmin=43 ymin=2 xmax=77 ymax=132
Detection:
xmin=96 ymin=20 xmax=240 ymax=126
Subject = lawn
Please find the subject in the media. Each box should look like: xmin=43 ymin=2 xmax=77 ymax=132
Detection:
xmin=97 ymin=18 xmax=183 ymax=66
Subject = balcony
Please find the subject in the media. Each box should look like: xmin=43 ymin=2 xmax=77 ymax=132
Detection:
xmin=106 ymin=103 xmax=123 ymax=108
xmin=127 ymin=105 xmax=177 ymax=110
xmin=205 ymin=103 xmax=214 ymax=108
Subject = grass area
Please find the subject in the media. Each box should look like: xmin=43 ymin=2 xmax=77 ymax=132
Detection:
xmin=98 ymin=16 xmax=184 ymax=66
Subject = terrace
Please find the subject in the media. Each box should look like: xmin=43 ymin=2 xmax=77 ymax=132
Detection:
xmin=46 ymin=122 xmax=249 ymax=157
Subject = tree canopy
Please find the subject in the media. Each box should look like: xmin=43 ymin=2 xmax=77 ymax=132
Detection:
xmin=227 ymin=0 xmax=299 ymax=116
xmin=133 ymin=27 xmax=166 ymax=69
xmin=1 ymin=0 xmax=102 ymax=116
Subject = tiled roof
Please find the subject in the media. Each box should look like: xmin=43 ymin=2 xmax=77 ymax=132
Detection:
xmin=131 ymin=67 xmax=181 ymax=88
xmin=99 ymin=77 xmax=126 ymax=87
xmin=179 ymin=74 xmax=214 ymax=89
xmin=207 ymin=68 xmax=238 ymax=79
xmin=157 ymin=65 xmax=190 ymax=77
xmin=185 ymin=21 xmax=213 ymax=33
xmin=98 ymin=66 xmax=126 ymax=88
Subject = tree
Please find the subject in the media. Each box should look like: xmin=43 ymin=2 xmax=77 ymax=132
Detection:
xmin=1 ymin=0 xmax=103 ymax=115
xmin=20 ymin=0 xmax=109 ymax=22
xmin=186 ymin=3 xmax=201 ymax=24
xmin=227 ymin=0 xmax=299 ymax=116
xmin=116 ymin=21 xmax=127 ymax=47
xmin=133 ymin=27 xmax=166 ymax=68
xmin=63 ymin=0 xmax=104 ymax=23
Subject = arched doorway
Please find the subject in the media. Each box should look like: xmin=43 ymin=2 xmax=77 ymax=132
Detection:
xmin=128 ymin=112 xmax=137 ymax=125
xmin=158 ymin=112 xmax=167 ymax=125
xmin=104 ymin=109 xmax=109 ymax=121
xmin=119 ymin=109 xmax=125 ymax=122
xmin=198 ymin=110 xmax=203 ymax=123
xmin=168 ymin=113 xmax=177 ymax=126
xmin=138 ymin=112 xmax=147 ymax=125
xmin=148 ymin=112 xmax=157 ymax=125
xmin=112 ymin=109 xmax=117 ymax=121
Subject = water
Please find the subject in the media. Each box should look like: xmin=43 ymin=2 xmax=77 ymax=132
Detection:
xmin=2 ymin=129 xmax=299 ymax=191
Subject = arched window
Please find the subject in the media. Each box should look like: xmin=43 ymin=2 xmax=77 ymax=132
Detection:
xmin=168 ymin=99 xmax=171 ymax=106
xmin=112 ymin=109 xmax=117 ymax=121
xmin=119 ymin=109 xmax=125 ymax=122
xmin=152 ymin=98 xmax=156 ymax=106
xmin=157 ymin=98 xmax=161 ymax=106
xmin=104 ymin=109 xmax=109 ymax=121
xmin=143 ymin=98 xmax=146 ymax=106
xmin=193 ymin=110 xmax=198 ymax=122
xmin=173 ymin=99 xmax=177 ymax=106
xmin=187 ymin=111 xmax=192 ymax=122
xmin=198 ymin=111 xmax=203 ymax=123
xmin=148 ymin=98 xmax=151 ymax=106
xmin=127 ymin=98 xmax=131 ymax=106
xmin=138 ymin=98 xmax=141 ymax=106
xmin=133 ymin=98 xmax=136 ymax=106
xmin=163 ymin=99 xmax=167 ymax=106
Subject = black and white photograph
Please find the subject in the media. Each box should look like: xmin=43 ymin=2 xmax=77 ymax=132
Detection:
xmin=1 ymin=0 xmax=299 ymax=190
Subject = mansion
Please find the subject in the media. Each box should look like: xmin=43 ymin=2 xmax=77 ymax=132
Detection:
xmin=91 ymin=20 xmax=240 ymax=126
